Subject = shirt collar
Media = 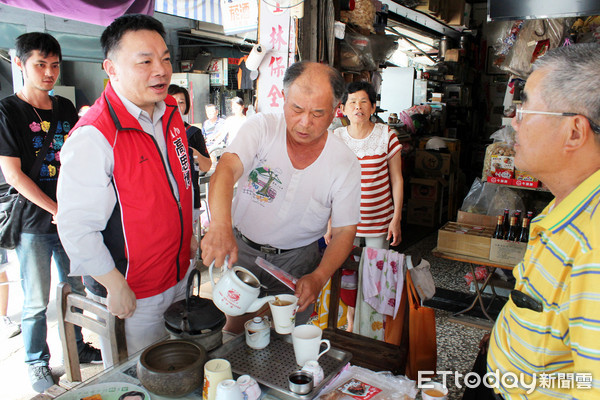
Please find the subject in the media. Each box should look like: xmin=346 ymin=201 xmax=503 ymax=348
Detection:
xmin=532 ymin=169 xmax=600 ymax=235
xmin=112 ymin=87 xmax=166 ymax=125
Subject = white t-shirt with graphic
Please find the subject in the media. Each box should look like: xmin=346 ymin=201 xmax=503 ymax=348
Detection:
xmin=226 ymin=113 xmax=361 ymax=249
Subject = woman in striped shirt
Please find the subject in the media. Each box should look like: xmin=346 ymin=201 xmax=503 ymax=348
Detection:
xmin=330 ymin=81 xmax=404 ymax=249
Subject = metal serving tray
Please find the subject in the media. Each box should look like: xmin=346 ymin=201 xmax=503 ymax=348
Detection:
xmin=210 ymin=333 xmax=352 ymax=400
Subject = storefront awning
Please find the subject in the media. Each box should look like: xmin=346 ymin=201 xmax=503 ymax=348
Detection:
xmin=155 ymin=0 xmax=222 ymax=25
xmin=0 ymin=0 xmax=154 ymax=26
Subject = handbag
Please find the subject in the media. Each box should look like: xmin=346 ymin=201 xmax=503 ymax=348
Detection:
xmin=0 ymin=97 xmax=58 ymax=249
xmin=405 ymin=268 xmax=437 ymax=380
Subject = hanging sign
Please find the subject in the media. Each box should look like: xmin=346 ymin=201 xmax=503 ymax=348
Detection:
xmin=220 ymin=0 xmax=258 ymax=35
xmin=256 ymin=0 xmax=293 ymax=113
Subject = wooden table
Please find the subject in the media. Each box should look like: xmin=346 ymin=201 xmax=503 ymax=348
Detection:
xmin=432 ymin=247 xmax=515 ymax=323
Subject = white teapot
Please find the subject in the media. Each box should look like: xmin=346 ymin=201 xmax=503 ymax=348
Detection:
xmin=209 ymin=260 xmax=275 ymax=316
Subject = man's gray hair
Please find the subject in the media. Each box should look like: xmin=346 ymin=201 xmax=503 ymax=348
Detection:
xmin=283 ymin=61 xmax=346 ymax=108
xmin=533 ymin=43 xmax=600 ymax=131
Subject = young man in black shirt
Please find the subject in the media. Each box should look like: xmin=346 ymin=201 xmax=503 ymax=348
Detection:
xmin=0 ymin=32 xmax=101 ymax=393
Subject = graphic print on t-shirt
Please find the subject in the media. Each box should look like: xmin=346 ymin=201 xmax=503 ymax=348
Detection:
xmin=242 ymin=162 xmax=283 ymax=204
xmin=32 ymin=117 xmax=71 ymax=182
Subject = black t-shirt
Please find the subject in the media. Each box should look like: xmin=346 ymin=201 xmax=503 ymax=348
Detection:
xmin=185 ymin=123 xmax=209 ymax=209
xmin=0 ymin=94 xmax=78 ymax=233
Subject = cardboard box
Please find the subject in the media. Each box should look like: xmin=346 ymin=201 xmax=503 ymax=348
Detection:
xmin=437 ymin=221 xmax=493 ymax=259
xmin=489 ymin=238 xmax=527 ymax=265
xmin=444 ymin=49 xmax=460 ymax=62
xmin=446 ymin=0 xmax=467 ymax=26
xmin=415 ymin=149 xmax=454 ymax=175
xmin=418 ymin=137 xmax=461 ymax=163
xmin=457 ymin=211 xmax=497 ymax=228
xmin=416 ymin=0 xmax=440 ymax=14
xmin=410 ymin=177 xmax=442 ymax=201
xmin=431 ymin=92 xmax=443 ymax=102
xmin=407 ymin=199 xmax=440 ymax=227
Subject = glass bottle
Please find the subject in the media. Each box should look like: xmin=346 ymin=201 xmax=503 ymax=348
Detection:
xmin=519 ymin=218 xmax=530 ymax=243
xmin=502 ymin=209 xmax=510 ymax=237
xmin=493 ymin=215 xmax=504 ymax=239
xmin=513 ymin=210 xmax=522 ymax=239
xmin=506 ymin=216 xmax=518 ymax=241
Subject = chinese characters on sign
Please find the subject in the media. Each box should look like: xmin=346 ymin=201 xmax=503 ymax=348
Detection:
xmin=257 ymin=0 xmax=292 ymax=113
xmin=220 ymin=0 xmax=258 ymax=35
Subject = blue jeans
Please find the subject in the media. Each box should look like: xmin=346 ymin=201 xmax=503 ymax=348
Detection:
xmin=17 ymin=232 xmax=85 ymax=365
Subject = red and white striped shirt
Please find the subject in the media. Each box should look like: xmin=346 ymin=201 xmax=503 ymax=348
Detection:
xmin=333 ymin=123 xmax=401 ymax=237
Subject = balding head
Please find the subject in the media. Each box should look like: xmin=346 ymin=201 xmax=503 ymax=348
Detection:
xmin=283 ymin=61 xmax=346 ymax=109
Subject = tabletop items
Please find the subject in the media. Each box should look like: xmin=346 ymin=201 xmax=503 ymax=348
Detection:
xmin=136 ymin=339 xmax=207 ymax=397
xmin=269 ymin=294 xmax=298 ymax=334
xmin=203 ymin=358 xmax=233 ymax=400
xmin=244 ymin=316 xmax=271 ymax=350
xmin=209 ymin=260 xmax=275 ymax=316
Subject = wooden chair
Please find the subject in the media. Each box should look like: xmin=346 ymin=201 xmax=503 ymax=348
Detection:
xmin=56 ymin=282 xmax=127 ymax=384
xmin=322 ymin=247 xmax=410 ymax=375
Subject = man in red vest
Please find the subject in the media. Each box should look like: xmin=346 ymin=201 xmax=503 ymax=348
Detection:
xmin=56 ymin=14 xmax=195 ymax=363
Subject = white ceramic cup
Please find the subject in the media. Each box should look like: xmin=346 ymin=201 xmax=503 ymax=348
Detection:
xmin=421 ymin=382 xmax=449 ymax=400
xmin=301 ymin=360 xmax=324 ymax=386
xmin=269 ymin=294 xmax=298 ymax=334
xmin=237 ymin=375 xmax=261 ymax=400
xmin=203 ymin=359 xmax=233 ymax=400
xmin=291 ymin=324 xmax=331 ymax=367
xmin=215 ymin=379 xmax=243 ymax=400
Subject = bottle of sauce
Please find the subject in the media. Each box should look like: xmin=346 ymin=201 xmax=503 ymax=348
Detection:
xmin=502 ymin=209 xmax=510 ymax=237
xmin=519 ymin=218 xmax=530 ymax=243
xmin=493 ymin=215 xmax=504 ymax=239
xmin=506 ymin=216 xmax=518 ymax=241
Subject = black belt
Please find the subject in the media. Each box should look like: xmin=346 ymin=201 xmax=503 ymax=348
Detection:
xmin=239 ymin=232 xmax=291 ymax=255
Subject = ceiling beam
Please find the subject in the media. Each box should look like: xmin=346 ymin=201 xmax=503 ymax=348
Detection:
xmin=380 ymin=0 xmax=461 ymax=40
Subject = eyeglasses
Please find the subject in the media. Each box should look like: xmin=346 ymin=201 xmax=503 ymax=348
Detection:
xmin=515 ymin=104 xmax=600 ymax=134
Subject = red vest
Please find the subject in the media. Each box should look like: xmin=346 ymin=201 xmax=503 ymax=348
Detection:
xmin=74 ymin=82 xmax=193 ymax=299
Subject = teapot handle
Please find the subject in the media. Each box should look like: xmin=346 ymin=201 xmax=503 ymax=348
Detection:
xmin=208 ymin=257 xmax=230 ymax=289
xmin=185 ymin=268 xmax=201 ymax=312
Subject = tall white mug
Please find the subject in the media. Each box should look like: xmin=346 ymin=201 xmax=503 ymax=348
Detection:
xmin=291 ymin=324 xmax=331 ymax=367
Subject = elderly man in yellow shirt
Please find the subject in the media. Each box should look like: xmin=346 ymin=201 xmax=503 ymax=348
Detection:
xmin=487 ymin=43 xmax=600 ymax=399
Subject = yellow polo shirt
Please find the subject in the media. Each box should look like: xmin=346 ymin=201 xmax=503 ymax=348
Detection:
xmin=488 ymin=169 xmax=600 ymax=399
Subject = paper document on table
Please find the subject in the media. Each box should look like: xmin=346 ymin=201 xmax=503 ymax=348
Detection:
xmin=255 ymin=256 xmax=297 ymax=291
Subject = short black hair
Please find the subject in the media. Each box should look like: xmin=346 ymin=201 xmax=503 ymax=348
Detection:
xmin=168 ymin=84 xmax=190 ymax=115
xmin=15 ymin=32 xmax=62 ymax=65
xmin=342 ymin=81 xmax=377 ymax=105
xmin=231 ymin=97 xmax=244 ymax=107
xmin=118 ymin=391 xmax=145 ymax=400
xmin=101 ymin=14 xmax=165 ymax=58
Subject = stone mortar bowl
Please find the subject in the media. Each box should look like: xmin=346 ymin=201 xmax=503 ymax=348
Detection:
xmin=137 ymin=339 xmax=207 ymax=397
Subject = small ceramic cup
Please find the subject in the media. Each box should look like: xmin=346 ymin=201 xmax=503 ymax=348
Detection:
xmin=421 ymin=382 xmax=449 ymax=400
xmin=301 ymin=360 xmax=324 ymax=386
xmin=237 ymin=375 xmax=261 ymax=400
xmin=215 ymin=379 xmax=243 ymax=400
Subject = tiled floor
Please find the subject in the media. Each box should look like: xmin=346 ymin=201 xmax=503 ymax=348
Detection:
xmin=1 ymin=228 xmax=503 ymax=400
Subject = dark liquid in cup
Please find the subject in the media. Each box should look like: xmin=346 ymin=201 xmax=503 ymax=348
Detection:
xmin=290 ymin=375 xmax=312 ymax=384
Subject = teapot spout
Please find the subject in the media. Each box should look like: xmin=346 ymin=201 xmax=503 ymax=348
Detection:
xmin=247 ymin=295 xmax=275 ymax=313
